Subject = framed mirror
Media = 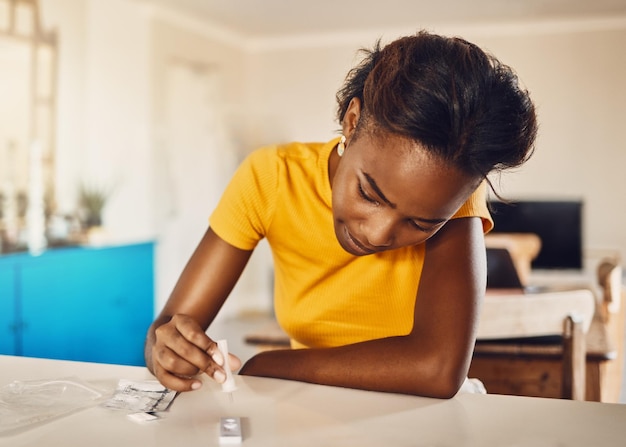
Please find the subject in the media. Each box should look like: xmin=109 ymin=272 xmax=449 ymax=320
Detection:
xmin=0 ymin=0 xmax=57 ymax=252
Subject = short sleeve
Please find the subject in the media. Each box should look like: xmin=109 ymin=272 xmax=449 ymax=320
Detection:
xmin=209 ymin=147 xmax=278 ymax=250
xmin=451 ymin=181 xmax=493 ymax=233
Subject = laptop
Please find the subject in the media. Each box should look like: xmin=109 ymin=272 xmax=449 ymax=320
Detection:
xmin=486 ymin=247 xmax=560 ymax=295
xmin=485 ymin=247 xmax=526 ymax=291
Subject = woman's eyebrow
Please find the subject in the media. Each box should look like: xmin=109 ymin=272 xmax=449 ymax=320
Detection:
xmin=363 ymin=172 xmax=447 ymax=225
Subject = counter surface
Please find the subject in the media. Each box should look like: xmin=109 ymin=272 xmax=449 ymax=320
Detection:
xmin=1 ymin=355 xmax=625 ymax=446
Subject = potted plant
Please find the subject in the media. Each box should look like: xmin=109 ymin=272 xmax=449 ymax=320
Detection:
xmin=78 ymin=182 xmax=111 ymax=244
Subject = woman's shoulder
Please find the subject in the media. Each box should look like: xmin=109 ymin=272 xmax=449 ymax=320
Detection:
xmin=275 ymin=140 xmax=333 ymax=162
xmin=243 ymin=141 xmax=318 ymax=162
xmin=244 ymin=139 xmax=337 ymax=173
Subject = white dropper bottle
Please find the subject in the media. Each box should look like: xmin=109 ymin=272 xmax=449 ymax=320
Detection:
xmin=216 ymin=339 xmax=237 ymax=400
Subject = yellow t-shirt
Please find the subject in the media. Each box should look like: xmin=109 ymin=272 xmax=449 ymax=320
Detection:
xmin=210 ymin=138 xmax=493 ymax=349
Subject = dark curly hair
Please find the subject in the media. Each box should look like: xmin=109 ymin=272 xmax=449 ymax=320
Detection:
xmin=336 ymin=31 xmax=537 ymax=180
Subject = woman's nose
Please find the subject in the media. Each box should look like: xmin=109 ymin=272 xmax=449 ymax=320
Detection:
xmin=363 ymin=216 xmax=395 ymax=248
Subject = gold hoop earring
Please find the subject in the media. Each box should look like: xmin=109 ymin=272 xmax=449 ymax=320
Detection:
xmin=337 ymin=135 xmax=346 ymax=157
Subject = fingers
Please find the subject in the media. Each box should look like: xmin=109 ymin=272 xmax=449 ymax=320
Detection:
xmin=150 ymin=315 xmax=233 ymax=391
xmin=228 ymin=353 xmax=243 ymax=371
xmin=151 ymin=348 xmax=203 ymax=392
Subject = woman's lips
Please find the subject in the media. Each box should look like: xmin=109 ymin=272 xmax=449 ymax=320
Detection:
xmin=344 ymin=227 xmax=375 ymax=255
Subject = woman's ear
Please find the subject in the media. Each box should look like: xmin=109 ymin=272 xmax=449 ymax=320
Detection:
xmin=341 ymin=97 xmax=362 ymax=139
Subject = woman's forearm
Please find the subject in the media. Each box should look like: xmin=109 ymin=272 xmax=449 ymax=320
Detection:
xmin=239 ymin=335 xmax=470 ymax=398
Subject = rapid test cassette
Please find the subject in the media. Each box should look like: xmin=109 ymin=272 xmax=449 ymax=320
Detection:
xmin=219 ymin=417 xmax=242 ymax=444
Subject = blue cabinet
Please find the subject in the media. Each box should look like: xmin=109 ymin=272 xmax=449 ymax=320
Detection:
xmin=0 ymin=242 xmax=154 ymax=366
xmin=0 ymin=265 xmax=15 ymax=354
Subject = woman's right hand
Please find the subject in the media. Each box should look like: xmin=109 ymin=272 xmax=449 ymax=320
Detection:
xmin=148 ymin=314 xmax=242 ymax=392
xmin=145 ymin=228 xmax=252 ymax=391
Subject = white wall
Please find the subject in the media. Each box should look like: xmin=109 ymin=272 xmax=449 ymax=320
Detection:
xmin=148 ymin=12 xmax=273 ymax=316
xmin=83 ymin=0 xmax=153 ymax=242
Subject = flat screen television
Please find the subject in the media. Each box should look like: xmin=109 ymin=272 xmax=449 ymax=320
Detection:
xmin=488 ymin=200 xmax=584 ymax=270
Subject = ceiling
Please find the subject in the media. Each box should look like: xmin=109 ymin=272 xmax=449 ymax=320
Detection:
xmin=141 ymin=0 xmax=626 ymax=39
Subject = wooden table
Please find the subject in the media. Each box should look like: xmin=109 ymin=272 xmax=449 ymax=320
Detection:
xmin=245 ymin=288 xmax=623 ymax=401
xmin=1 ymin=355 xmax=626 ymax=446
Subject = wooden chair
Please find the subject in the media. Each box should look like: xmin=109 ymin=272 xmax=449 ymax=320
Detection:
xmin=597 ymin=259 xmax=622 ymax=322
xmin=585 ymin=259 xmax=624 ymax=402
xmin=470 ymin=289 xmax=596 ymax=400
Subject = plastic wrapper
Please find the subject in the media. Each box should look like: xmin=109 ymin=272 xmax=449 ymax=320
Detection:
xmin=101 ymin=379 xmax=176 ymax=413
xmin=0 ymin=377 xmax=110 ymax=435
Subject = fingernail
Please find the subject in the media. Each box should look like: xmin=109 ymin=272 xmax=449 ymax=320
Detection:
xmin=213 ymin=370 xmax=226 ymax=384
xmin=212 ymin=350 xmax=224 ymax=366
xmin=191 ymin=381 xmax=202 ymax=390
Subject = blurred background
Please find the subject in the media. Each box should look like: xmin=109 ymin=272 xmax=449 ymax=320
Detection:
xmin=1 ymin=0 xmax=625 ymax=367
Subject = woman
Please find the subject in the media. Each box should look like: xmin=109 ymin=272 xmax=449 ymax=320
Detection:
xmin=145 ymin=31 xmax=537 ymax=398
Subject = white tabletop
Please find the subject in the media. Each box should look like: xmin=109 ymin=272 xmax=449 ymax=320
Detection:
xmin=1 ymin=355 xmax=625 ymax=446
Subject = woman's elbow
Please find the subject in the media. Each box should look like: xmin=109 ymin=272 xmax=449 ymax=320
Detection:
xmin=429 ymin=376 xmax=465 ymax=399
xmin=403 ymin=357 xmax=469 ymax=399
xmin=417 ymin=373 xmax=465 ymax=399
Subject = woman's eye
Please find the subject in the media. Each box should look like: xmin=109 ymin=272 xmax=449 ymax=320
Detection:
xmin=408 ymin=219 xmax=440 ymax=233
xmin=408 ymin=220 xmax=428 ymax=232
xmin=358 ymin=183 xmax=379 ymax=204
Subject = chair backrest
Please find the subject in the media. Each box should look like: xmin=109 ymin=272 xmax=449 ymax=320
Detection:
xmin=477 ymin=289 xmax=596 ymax=340
xmin=484 ymin=233 xmax=541 ymax=286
